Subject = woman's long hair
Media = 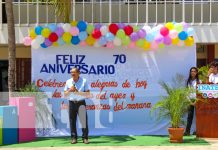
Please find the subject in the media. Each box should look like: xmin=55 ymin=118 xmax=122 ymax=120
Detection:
xmin=186 ymin=67 xmax=199 ymax=87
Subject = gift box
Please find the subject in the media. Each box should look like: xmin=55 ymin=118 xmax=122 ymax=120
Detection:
xmin=9 ymin=97 xmax=36 ymax=143
xmin=0 ymin=106 xmax=18 ymax=145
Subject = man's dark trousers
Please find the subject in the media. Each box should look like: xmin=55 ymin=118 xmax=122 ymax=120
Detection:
xmin=69 ymin=100 xmax=88 ymax=139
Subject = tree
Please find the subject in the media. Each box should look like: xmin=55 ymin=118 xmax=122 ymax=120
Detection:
xmin=26 ymin=0 xmax=72 ymax=23
xmin=51 ymin=0 xmax=72 ymax=23
xmin=4 ymin=0 xmax=72 ymax=95
xmin=5 ymin=0 xmax=16 ymax=95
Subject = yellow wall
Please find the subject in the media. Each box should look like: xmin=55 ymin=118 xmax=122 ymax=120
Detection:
xmin=196 ymin=44 xmax=207 ymax=59
xmin=196 ymin=44 xmax=218 ymax=59
xmin=0 ymin=45 xmax=31 ymax=59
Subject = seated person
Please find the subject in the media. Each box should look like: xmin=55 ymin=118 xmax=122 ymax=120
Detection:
xmin=207 ymin=62 xmax=218 ymax=84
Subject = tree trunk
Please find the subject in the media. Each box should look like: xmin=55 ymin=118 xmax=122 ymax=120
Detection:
xmin=5 ymin=0 xmax=16 ymax=95
xmin=64 ymin=0 xmax=71 ymax=23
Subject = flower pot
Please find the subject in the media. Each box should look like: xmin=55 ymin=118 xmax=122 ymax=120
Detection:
xmin=168 ymin=127 xmax=184 ymax=143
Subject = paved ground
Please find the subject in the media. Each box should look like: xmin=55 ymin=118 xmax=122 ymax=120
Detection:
xmin=1 ymin=138 xmax=218 ymax=150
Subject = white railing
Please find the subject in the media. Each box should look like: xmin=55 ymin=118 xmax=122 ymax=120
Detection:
xmin=1 ymin=0 xmax=218 ymax=27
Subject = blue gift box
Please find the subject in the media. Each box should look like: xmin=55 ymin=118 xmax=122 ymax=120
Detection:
xmin=0 ymin=106 xmax=18 ymax=145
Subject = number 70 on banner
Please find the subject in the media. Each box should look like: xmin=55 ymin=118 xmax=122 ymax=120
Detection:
xmin=113 ymin=54 xmax=126 ymax=64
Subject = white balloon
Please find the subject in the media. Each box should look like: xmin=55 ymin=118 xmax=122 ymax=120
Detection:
xmin=113 ymin=37 xmax=122 ymax=46
xmin=35 ymin=35 xmax=45 ymax=44
xmin=151 ymin=26 xmax=158 ymax=32
xmin=156 ymin=24 xmax=164 ymax=30
xmin=63 ymin=23 xmax=71 ymax=32
xmin=31 ymin=39 xmax=40 ymax=49
xmin=58 ymin=23 xmax=64 ymax=27
xmin=152 ymin=24 xmax=164 ymax=32
xmin=169 ymin=30 xmax=178 ymax=39
xmin=100 ymin=26 xmax=108 ymax=35
xmin=142 ymin=26 xmax=151 ymax=33
xmin=151 ymin=26 xmax=160 ymax=36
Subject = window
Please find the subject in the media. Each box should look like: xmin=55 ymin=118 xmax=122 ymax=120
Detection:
xmin=0 ymin=61 xmax=8 ymax=92
xmin=16 ymin=58 xmax=31 ymax=90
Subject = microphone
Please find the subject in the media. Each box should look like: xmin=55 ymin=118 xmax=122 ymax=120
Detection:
xmin=73 ymin=83 xmax=77 ymax=91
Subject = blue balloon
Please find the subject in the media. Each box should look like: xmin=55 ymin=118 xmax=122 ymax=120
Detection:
xmin=77 ymin=21 xmax=87 ymax=31
xmin=105 ymin=33 xmax=115 ymax=42
xmin=178 ymin=31 xmax=188 ymax=40
xmin=78 ymin=31 xmax=88 ymax=41
xmin=145 ymin=33 xmax=154 ymax=42
xmin=172 ymin=21 xmax=177 ymax=25
xmin=187 ymin=28 xmax=194 ymax=36
xmin=48 ymin=23 xmax=57 ymax=32
xmin=35 ymin=26 xmax=43 ymax=35
xmin=57 ymin=38 xmax=65 ymax=46
xmin=151 ymin=30 xmax=158 ymax=37
xmin=40 ymin=43 xmax=47 ymax=48
xmin=71 ymin=36 xmax=80 ymax=45
xmin=98 ymin=36 xmax=107 ymax=46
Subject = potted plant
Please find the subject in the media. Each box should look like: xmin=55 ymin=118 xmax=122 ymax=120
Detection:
xmin=198 ymin=65 xmax=209 ymax=83
xmin=151 ymin=75 xmax=192 ymax=143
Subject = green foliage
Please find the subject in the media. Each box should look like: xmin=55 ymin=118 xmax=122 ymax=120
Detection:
xmin=151 ymin=75 xmax=192 ymax=128
xmin=26 ymin=0 xmax=71 ymax=23
xmin=51 ymin=0 xmax=71 ymax=23
xmin=18 ymin=83 xmax=47 ymax=100
xmin=198 ymin=65 xmax=209 ymax=83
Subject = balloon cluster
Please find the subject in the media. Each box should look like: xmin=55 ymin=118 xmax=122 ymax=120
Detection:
xmin=24 ymin=21 xmax=195 ymax=50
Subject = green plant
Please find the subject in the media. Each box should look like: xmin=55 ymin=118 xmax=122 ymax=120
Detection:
xmin=19 ymin=83 xmax=47 ymax=99
xmin=198 ymin=65 xmax=209 ymax=83
xmin=151 ymin=75 xmax=192 ymax=128
xmin=12 ymin=83 xmax=56 ymax=130
xmin=51 ymin=0 xmax=71 ymax=23
xmin=25 ymin=0 xmax=71 ymax=22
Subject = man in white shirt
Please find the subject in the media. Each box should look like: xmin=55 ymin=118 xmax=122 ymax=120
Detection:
xmin=64 ymin=68 xmax=90 ymax=144
xmin=207 ymin=62 xmax=218 ymax=84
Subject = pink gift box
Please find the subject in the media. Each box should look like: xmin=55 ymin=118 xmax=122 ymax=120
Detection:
xmin=9 ymin=97 xmax=36 ymax=143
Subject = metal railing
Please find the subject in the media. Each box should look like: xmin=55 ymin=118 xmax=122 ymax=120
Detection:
xmin=1 ymin=0 xmax=218 ymax=27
